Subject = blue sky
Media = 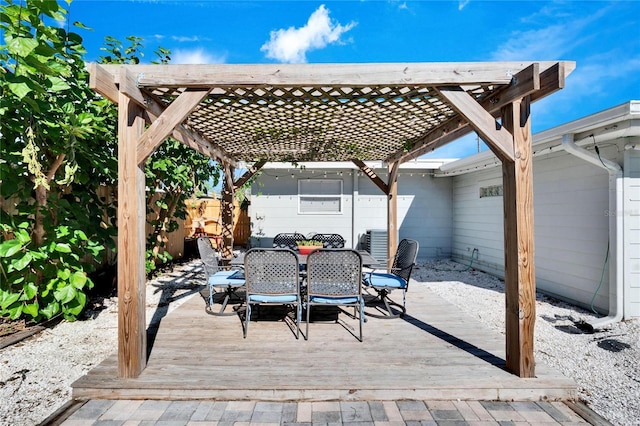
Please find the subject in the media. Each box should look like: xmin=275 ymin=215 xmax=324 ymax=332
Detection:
xmin=67 ymin=0 xmax=639 ymax=159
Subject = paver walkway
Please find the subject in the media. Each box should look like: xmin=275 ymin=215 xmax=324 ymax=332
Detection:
xmin=57 ymin=399 xmax=591 ymax=425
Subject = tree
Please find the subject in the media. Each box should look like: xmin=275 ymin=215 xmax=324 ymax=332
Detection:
xmin=1 ymin=0 xmax=117 ymax=321
xmin=1 ymin=0 xmax=223 ymax=324
xmin=96 ymin=36 xmax=222 ymax=275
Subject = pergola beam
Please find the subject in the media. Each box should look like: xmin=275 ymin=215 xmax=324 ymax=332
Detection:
xmin=390 ymin=63 xmax=560 ymax=163
xmin=234 ymin=160 xmax=267 ymax=190
xmin=136 ymin=88 xmax=211 ymax=165
xmin=220 ymin=163 xmax=235 ymax=260
xmin=89 ymin=63 xmax=237 ymax=167
xmin=98 ymin=62 xmax=566 ymax=88
xmin=436 ymin=86 xmax=516 ymax=162
xmin=352 ymin=160 xmax=389 ymax=194
xmin=387 ymin=162 xmax=400 ymax=266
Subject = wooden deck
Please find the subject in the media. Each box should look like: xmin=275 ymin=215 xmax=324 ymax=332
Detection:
xmin=72 ymin=283 xmax=577 ymax=402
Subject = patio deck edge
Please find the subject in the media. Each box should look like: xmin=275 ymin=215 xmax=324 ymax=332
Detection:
xmin=71 ymin=382 xmax=578 ymax=402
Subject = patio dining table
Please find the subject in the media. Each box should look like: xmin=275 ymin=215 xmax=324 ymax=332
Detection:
xmin=207 ymin=250 xmax=381 ymax=317
xmin=230 ymin=250 xmax=381 ymax=268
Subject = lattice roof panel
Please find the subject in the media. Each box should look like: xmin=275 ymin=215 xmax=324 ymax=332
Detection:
xmin=149 ymin=84 xmax=496 ymax=162
xmin=92 ymin=62 xmax=575 ymax=164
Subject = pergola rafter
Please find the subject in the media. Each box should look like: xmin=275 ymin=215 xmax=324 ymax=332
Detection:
xmin=89 ymin=61 xmax=575 ymax=381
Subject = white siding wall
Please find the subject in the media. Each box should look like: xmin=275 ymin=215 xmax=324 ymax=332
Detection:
xmin=624 ymin=147 xmax=640 ymax=318
xmin=450 ymin=150 xmax=613 ymax=313
xmin=251 ymin=168 xmax=453 ymax=260
xmin=451 ymin=169 xmax=505 ymax=276
xmin=250 ymin=170 xmax=354 ymax=247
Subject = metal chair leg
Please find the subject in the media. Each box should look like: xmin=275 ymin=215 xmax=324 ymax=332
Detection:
xmin=364 ymin=288 xmax=405 ymax=319
xmin=206 ymin=285 xmax=243 ymax=316
xmin=244 ymin=304 xmax=251 ymax=338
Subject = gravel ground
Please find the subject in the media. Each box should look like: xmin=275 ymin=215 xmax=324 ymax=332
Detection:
xmin=412 ymin=260 xmax=640 ymax=426
xmin=1 ymin=258 xmax=638 ymax=426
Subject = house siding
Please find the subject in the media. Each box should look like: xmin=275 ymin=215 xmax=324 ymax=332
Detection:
xmin=452 ymin=144 xmax=640 ymax=317
xmin=451 ymin=151 xmax=613 ymax=313
xmin=250 ymin=170 xmax=354 ymax=247
xmin=250 ymin=167 xmax=453 ymax=260
xmin=624 ymin=148 xmax=640 ymax=318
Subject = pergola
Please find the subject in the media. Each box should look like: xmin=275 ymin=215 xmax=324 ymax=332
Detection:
xmin=89 ymin=61 xmax=575 ymax=381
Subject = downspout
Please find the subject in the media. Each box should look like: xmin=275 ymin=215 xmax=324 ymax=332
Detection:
xmin=561 ymin=134 xmax=624 ymax=330
xmin=352 ymin=171 xmax=358 ymax=249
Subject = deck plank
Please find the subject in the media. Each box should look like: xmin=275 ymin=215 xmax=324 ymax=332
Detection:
xmin=72 ymin=284 xmax=576 ymax=401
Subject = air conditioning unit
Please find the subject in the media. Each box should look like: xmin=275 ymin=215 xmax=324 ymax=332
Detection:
xmin=365 ymin=229 xmax=388 ymax=262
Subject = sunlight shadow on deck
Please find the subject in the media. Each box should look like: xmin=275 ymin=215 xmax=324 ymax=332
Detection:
xmin=402 ymin=313 xmax=508 ymax=371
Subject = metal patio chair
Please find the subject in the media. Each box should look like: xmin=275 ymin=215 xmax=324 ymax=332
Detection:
xmin=197 ymin=236 xmax=245 ymax=316
xmin=363 ymin=238 xmax=419 ymax=319
xmin=306 ymin=249 xmax=364 ymax=341
xmin=243 ymin=248 xmax=302 ymax=339
xmin=272 ymin=233 xmax=306 ymax=251
xmin=310 ymin=233 xmax=346 ymax=248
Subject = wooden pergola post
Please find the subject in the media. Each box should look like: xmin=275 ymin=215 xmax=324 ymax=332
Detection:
xmin=501 ymin=97 xmax=536 ymax=377
xmin=117 ymin=93 xmax=147 ymax=378
xmin=221 ymin=164 xmax=235 ymax=261
xmin=352 ymin=160 xmax=400 ymax=265
xmin=436 ymin=87 xmax=537 ymax=378
xmin=387 ymin=162 xmax=400 ymax=266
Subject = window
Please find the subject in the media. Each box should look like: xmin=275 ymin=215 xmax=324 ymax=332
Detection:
xmin=479 ymin=184 xmax=503 ymax=198
xmin=298 ymin=179 xmax=342 ymax=214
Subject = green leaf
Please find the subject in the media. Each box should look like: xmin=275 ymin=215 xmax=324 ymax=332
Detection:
xmin=23 ymin=301 xmax=39 ymax=318
xmin=64 ymin=291 xmax=86 ymax=318
xmin=70 ymin=271 xmax=87 ymax=289
xmin=57 ymin=269 xmax=71 ymax=280
xmin=56 ymin=226 xmax=70 ymax=238
xmin=8 ymin=304 xmax=23 ymax=320
xmin=0 ymin=239 xmax=23 ymax=257
xmin=7 ymin=37 xmax=39 ymax=57
xmin=23 ymin=282 xmax=38 ymax=300
xmin=54 ymin=284 xmax=76 ymax=304
xmin=10 ymin=252 xmax=32 ymax=271
xmin=0 ymin=292 xmax=20 ymax=310
xmin=8 ymin=81 xmax=34 ymax=100
xmin=47 ymin=76 xmax=70 ymax=92
xmin=54 ymin=243 xmax=72 ymax=253
xmin=40 ymin=301 xmax=60 ymax=319
xmin=14 ymin=229 xmax=31 ymax=244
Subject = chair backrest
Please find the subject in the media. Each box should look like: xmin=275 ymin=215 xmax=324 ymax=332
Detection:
xmin=272 ymin=233 xmax=306 ymax=251
xmin=197 ymin=236 xmax=221 ymax=278
xmin=244 ymin=248 xmax=299 ymax=295
xmin=306 ymin=249 xmax=362 ymax=298
xmin=310 ymin=233 xmax=346 ymax=249
xmin=392 ymin=239 xmax=419 ymax=282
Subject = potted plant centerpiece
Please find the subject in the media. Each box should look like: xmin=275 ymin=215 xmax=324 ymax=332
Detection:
xmin=296 ymin=239 xmax=323 ymax=255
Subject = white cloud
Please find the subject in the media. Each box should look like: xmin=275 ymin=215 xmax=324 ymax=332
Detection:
xmin=491 ymin=7 xmax=606 ymax=61
xmin=458 ymin=1 xmax=471 ymax=11
xmin=172 ymin=35 xmax=206 ymax=43
xmin=171 ymin=48 xmax=226 ymax=65
xmin=491 ymin=23 xmax=580 ymax=61
xmin=261 ymin=4 xmax=356 ymax=63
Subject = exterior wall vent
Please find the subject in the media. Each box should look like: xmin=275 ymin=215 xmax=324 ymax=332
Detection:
xmin=366 ymin=229 xmax=388 ymax=262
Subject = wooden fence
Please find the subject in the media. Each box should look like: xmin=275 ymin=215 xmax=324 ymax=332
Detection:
xmin=184 ymin=198 xmax=250 ymax=248
xmin=97 ymin=187 xmax=250 ymax=261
